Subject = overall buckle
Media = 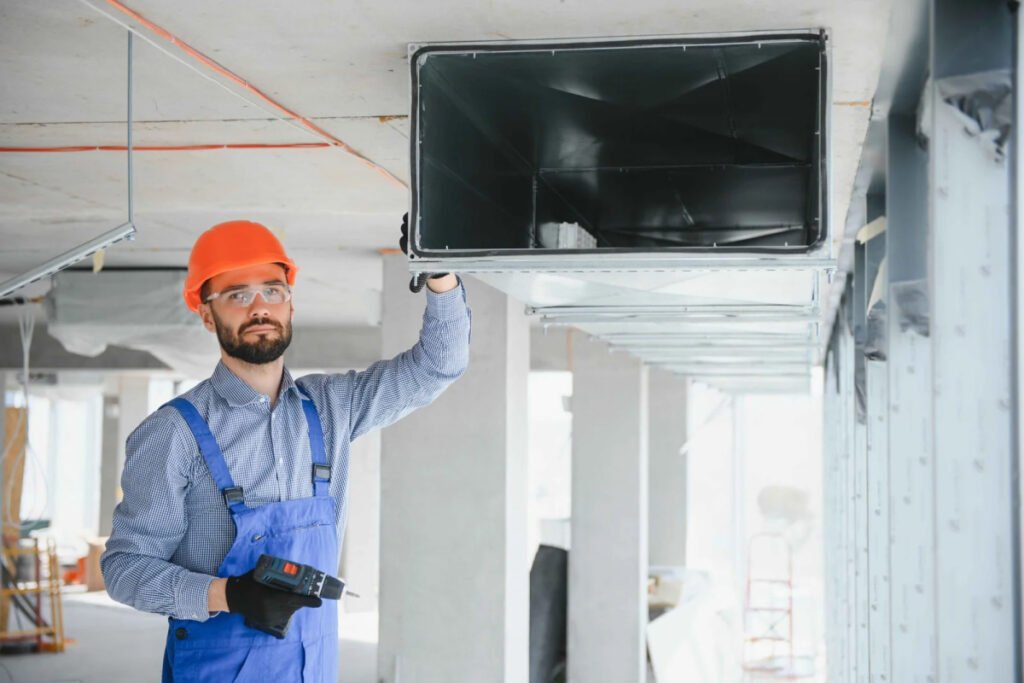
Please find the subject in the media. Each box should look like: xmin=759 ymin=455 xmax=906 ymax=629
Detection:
xmin=312 ymin=464 xmax=331 ymax=482
xmin=223 ymin=487 xmax=245 ymax=506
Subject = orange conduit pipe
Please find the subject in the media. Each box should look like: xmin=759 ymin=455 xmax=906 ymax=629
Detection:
xmin=98 ymin=0 xmax=406 ymax=189
xmin=0 ymin=143 xmax=331 ymax=153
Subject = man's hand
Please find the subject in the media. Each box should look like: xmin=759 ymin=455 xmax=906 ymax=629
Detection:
xmin=400 ymin=213 xmax=450 ymax=293
xmin=399 ymin=212 xmax=412 ymax=256
xmin=224 ymin=569 xmax=322 ymax=638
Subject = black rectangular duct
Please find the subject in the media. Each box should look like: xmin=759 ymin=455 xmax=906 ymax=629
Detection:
xmin=410 ymin=32 xmax=828 ymax=257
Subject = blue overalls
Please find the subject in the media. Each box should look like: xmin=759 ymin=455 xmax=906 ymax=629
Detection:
xmin=161 ymin=385 xmax=339 ymax=683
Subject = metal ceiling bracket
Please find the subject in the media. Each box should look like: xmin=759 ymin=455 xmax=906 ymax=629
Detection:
xmin=0 ymin=31 xmax=137 ymax=300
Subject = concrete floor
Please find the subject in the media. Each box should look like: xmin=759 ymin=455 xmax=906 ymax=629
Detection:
xmin=2 ymin=590 xmax=379 ymax=683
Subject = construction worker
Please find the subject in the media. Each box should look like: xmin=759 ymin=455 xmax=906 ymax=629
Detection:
xmin=100 ymin=219 xmax=470 ymax=682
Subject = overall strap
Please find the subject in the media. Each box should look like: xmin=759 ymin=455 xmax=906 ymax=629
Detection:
xmin=296 ymin=385 xmax=331 ymax=498
xmin=164 ymin=398 xmax=247 ymax=514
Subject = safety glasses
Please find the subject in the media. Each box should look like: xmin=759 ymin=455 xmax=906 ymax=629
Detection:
xmin=204 ymin=283 xmax=292 ymax=308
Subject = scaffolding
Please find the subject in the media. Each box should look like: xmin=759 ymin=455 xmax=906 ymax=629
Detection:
xmin=0 ymin=537 xmax=65 ymax=653
xmin=742 ymin=532 xmax=807 ymax=681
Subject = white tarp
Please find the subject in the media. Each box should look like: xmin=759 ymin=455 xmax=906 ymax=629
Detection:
xmin=646 ymin=571 xmax=741 ymax=683
xmin=46 ymin=270 xmax=220 ymax=377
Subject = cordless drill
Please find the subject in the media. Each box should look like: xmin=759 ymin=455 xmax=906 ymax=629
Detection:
xmin=254 ymin=554 xmax=346 ymax=599
xmin=250 ymin=554 xmax=350 ymax=637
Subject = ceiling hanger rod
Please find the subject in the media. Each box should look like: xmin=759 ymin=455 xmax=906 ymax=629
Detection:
xmin=0 ymin=30 xmax=138 ymax=300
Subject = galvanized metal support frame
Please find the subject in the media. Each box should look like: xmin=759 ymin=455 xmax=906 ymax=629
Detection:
xmin=823 ymin=1 xmax=1020 ymax=680
xmin=1017 ymin=2 xmax=1024 ymax=671
xmin=930 ymin=1 xmax=1016 ymax=674
xmin=862 ymin=207 xmax=890 ymax=683
xmin=823 ymin=331 xmax=841 ymax=681
xmin=885 ymin=112 xmax=935 ymax=683
xmin=844 ymin=293 xmax=858 ymax=681
xmin=0 ymin=31 xmax=136 ymax=300
xmin=823 ymin=284 xmax=858 ymax=682
xmin=851 ymin=238 xmax=870 ymax=680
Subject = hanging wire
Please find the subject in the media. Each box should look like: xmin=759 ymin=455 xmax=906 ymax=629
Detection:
xmin=76 ymin=0 xmax=405 ymax=188
xmin=127 ymin=29 xmax=134 ymax=226
xmin=3 ymin=304 xmax=50 ymax=532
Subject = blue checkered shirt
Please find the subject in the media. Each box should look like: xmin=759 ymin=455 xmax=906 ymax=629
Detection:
xmin=101 ymin=283 xmax=471 ymax=622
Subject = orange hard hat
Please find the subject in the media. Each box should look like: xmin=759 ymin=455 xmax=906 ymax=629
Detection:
xmin=183 ymin=220 xmax=298 ymax=312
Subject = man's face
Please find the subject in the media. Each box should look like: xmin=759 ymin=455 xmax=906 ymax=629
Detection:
xmin=198 ymin=263 xmax=294 ymax=365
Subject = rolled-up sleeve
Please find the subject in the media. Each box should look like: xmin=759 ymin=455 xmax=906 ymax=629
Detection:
xmin=346 ymin=279 xmax=471 ymax=439
xmin=100 ymin=409 xmax=216 ymax=622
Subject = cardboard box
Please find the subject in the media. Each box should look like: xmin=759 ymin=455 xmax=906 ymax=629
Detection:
xmin=85 ymin=536 xmax=108 ymax=592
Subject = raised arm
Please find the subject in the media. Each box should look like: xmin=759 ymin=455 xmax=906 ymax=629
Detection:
xmin=345 ymin=276 xmax=471 ymax=439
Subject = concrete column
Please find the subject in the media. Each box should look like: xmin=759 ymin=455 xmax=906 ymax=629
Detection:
xmin=98 ymin=376 xmax=150 ymax=536
xmin=568 ymin=338 xmax=649 ymax=683
xmin=647 ymin=368 xmax=687 ymax=568
xmin=378 ymin=258 xmax=529 ymax=683
xmin=340 ymin=429 xmax=380 ymax=613
xmin=98 ymin=395 xmax=119 ymax=536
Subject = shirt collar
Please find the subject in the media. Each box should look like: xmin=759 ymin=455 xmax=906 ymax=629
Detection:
xmin=211 ymin=360 xmax=298 ymax=407
xmin=279 ymin=367 xmax=298 ymax=398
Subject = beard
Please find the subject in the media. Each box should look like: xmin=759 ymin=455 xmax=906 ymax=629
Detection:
xmin=212 ymin=312 xmax=292 ymax=365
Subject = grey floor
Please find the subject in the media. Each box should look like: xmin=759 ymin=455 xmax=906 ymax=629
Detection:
xmin=2 ymin=590 xmax=378 ymax=683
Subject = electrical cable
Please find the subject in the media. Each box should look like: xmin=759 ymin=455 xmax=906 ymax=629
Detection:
xmin=75 ymin=0 xmax=406 ymax=188
xmin=3 ymin=305 xmax=50 ymax=533
xmin=0 ymin=142 xmax=332 ymax=153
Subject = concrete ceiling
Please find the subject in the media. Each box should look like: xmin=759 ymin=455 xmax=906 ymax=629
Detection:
xmin=0 ymin=0 xmax=892 ymax=333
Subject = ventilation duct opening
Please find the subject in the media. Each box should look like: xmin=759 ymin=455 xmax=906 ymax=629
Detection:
xmin=410 ymin=32 xmax=828 ymax=258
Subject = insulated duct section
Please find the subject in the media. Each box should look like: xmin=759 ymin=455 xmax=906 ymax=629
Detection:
xmin=406 ymin=32 xmax=831 ymax=389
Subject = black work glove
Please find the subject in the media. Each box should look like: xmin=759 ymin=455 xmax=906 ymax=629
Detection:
xmin=225 ymin=569 xmax=322 ymax=639
xmin=400 ymin=212 xmax=449 ymax=293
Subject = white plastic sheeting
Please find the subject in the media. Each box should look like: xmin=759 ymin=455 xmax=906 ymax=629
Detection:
xmin=45 ymin=270 xmax=219 ymax=377
xmin=646 ymin=571 xmax=741 ymax=683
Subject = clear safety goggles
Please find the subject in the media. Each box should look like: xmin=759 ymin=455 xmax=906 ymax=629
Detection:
xmin=204 ymin=284 xmax=292 ymax=308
